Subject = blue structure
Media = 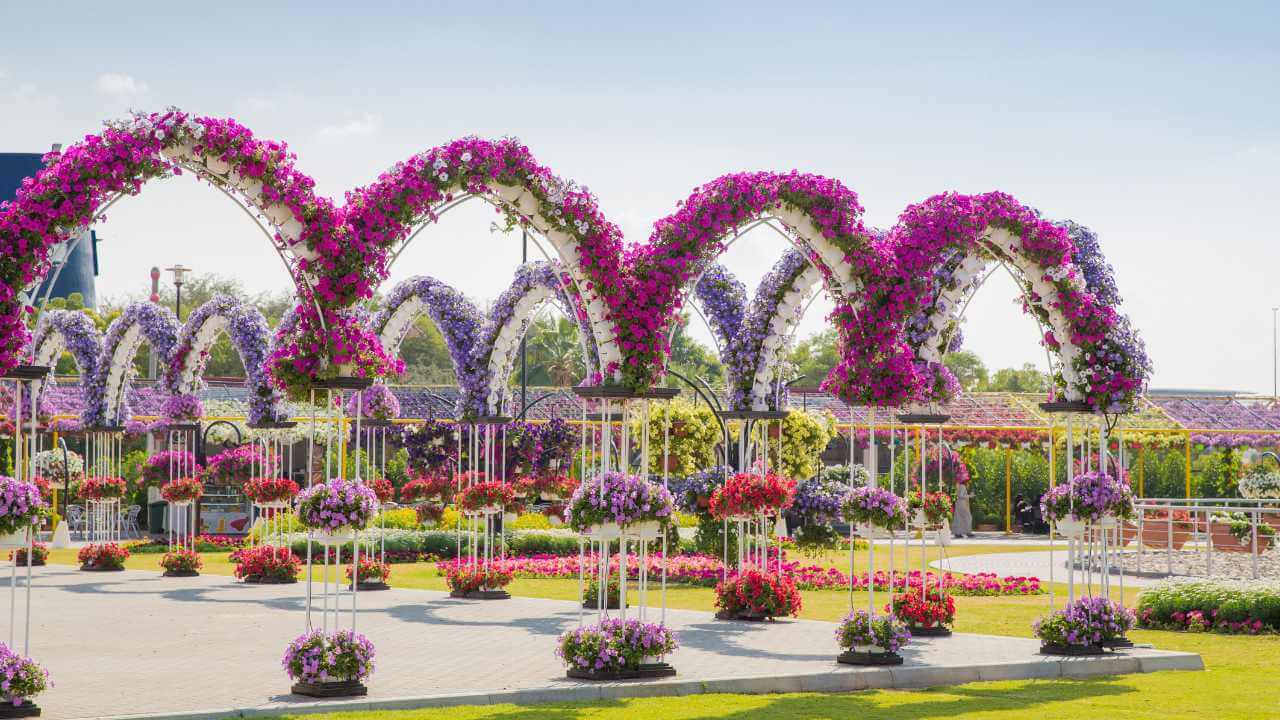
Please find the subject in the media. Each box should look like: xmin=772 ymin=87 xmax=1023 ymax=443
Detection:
xmin=0 ymin=151 xmax=99 ymax=308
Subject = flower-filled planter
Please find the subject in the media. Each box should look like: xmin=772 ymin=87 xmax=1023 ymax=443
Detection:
xmin=1034 ymin=596 xmax=1135 ymax=655
xmin=140 ymin=451 xmax=200 ymax=486
xmin=521 ymin=474 xmax=577 ymax=502
xmin=284 ymin=629 xmax=375 ymax=698
xmin=708 ymin=472 xmax=796 ymax=521
xmin=1210 ymin=513 xmax=1277 ymax=553
xmin=232 ymin=545 xmax=301 ymax=584
xmin=161 ymin=392 xmax=204 ymax=425
xmin=80 ymin=476 xmax=127 ymax=502
xmin=445 ymin=564 xmax=513 ymax=599
xmin=78 ymin=542 xmax=129 ymax=571
xmin=1239 ymin=464 xmax=1280 ymax=499
xmin=0 ymin=642 xmax=49 ymax=716
xmin=457 ymin=481 xmax=517 ymax=516
xmin=401 ymin=420 xmax=458 ymax=478
xmin=839 ymin=486 xmax=907 ymax=537
xmin=907 ymin=491 xmax=954 ymax=529
xmin=0 ymin=476 xmax=45 ymax=549
xmin=203 ymin=445 xmax=274 ymax=486
xmin=836 ymin=609 xmax=911 ymax=665
xmin=160 ymin=548 xmax=203 ymax=577
xmin=243 ymin=477 xmax=300 ymax=507
xmin=346 ymin=557 xmax=391 ymax=591
xmin=1040 ymin=472 xmax=1133 ymax=537
xmin=557 ymin=618 xmax=678 ymax=680
xmin=160 ymin=477 xmax=204 ymax=505
xmin=344 ymin=383 xmax=400 ymax=422
xmin=889 ymin=586 xmax=955 ymax=636
xmin=400 ymin=475 xmax=453 ymax=504
xmin=566 ymin=472 xmax=676 ymax=538
xmin=10 ymin=543 xmax=48 ymax=567
xmin=368 ymin=478 xmax=395 ymax=506
xmin=414 ymin=503 xmax=445 ymax=526
xmin=295 ymin=478 xmax=378 ymax=545
xmin=714 ymin=568 xmax=803 ymax=621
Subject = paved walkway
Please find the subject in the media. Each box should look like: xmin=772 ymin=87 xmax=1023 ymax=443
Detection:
xmin=4 ymin=567 xmax=1199 ymax=719
xmin=932 ymin=550 xmax=1163 ymax=588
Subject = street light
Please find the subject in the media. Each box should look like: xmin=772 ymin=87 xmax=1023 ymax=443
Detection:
xmin=166 ymin=264 xmax=192 ymax=322
xmin=1273 ymin=307 xmax=1278 ymax=400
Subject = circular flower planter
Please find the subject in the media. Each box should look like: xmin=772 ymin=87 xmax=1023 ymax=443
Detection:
xmin=566 ymin=662 xmax=676 ymax=681
xmin=162 ymin=570 xmax=200 ymax=578
xmin=79 ymin=564 xmax=125 ymax=572
xmin=836 ymin=647 xmax=904 ymax=666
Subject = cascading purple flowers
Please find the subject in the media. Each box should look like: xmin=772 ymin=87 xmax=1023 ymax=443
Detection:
xmin=401 ymin=419 xmax=459 ymax=477
xmin=344 ymin=383 xmax=400 ymax=421
xmin=161 ymin=393 xmax=204 ymax=424
xmin=1034 ymin=596 xmax=1134 ymax=646
xmin=0 ymin=476 xmax=45 ymax=535
xmin=566 ymin=471 xmax=675 ymax=531
xmin=85 ymin=301 xmax=178 ymax=427
xmin=29 ymin=309 xmax=101 ymax=407
xmin=840 ymin=485 xmax=907 ymax=529
xmin=1039 ymin=471 xmax=1132 ymax=523
xmin=295 ymin=478 xmax=378 ymax=532
xmin=0 ymin=641 xmax=49 ymax=706
xmin=556 ymin=618 xmax=678 ymax=671
xmin=836 ymin=609 xmax=911 ymax=653
xmin=282 ymin=629 xmax=375 ymax=684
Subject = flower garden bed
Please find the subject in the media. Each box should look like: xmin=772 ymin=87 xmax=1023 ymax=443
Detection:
xmin=1136 ymin=578 xmax=1280 ymax=634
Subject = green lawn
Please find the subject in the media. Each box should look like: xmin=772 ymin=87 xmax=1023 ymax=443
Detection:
xmin=44 ymin=546 xmax=1277 ymax=719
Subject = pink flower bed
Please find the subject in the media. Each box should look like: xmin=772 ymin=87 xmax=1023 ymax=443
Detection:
xmin=434 ymin=553 xmax=1041 ymax=596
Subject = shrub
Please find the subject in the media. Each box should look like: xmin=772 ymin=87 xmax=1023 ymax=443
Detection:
xmin=511 ymin=513 xmax=552 ymax=530
xmin=1034 ymin=597 xmax=1134 ymax=646
xmin=373 ymin=508 xmax=419 ymax=530
xmin=1136 ymin=579 xmax=1280 ymax=633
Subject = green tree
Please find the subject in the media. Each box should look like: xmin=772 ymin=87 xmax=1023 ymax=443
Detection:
xmin=788 ymin=328 xmax=839 ymax=386
xmin=521 ymin=315 xmax=585 ymax=386
xmin=981 ymin=363 xmax=1051 ymax=392
xmin=943 ymin=350 xmax=989 ymax=391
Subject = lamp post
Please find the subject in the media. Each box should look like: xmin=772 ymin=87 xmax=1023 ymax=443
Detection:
xmin=1273 ymin=307 xmax=1278 ymax=400
xmin=166 ymin=264 xmax=191 ymax=322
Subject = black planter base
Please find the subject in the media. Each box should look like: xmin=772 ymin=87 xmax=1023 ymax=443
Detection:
xmin=13 ymin=560 xmax=44 ymax=567
xmin=1039 ymin=642 xmax=1108 ymax=656
xmin=1101 ymin=637 xmax=1134 ymax=649
xmin=349 ymin=582 xmax=390 ymax=591
xmin=837 ymin=649 xmax=904 ymax=666
xmin=242 ymin=575 xmax=298 ymax=584
xmin=567 ymin=662 xmax=676 ymax=681
xmin=451 ymin=590 xmax=510 ymax=600
xmin=0 ymin=701 xmax=39 ymax=717
xmin=907 ymin=625 xmax=952 ymax=637
xmin=584 ymin=599 xmax=624 ymax=609
xmin=291 ymin=680 xmax=368 ymax=698
xmin=163 ymin=570 xmax=200 ymax=578
xmin=715 ymin=610 xmax=774 ymax=622
xmin=79 ymin=564 xmax=125 ymax=572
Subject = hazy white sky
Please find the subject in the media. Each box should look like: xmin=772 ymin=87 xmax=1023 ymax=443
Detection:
xmin=3 ymin=2 xmax=1277 ymax=392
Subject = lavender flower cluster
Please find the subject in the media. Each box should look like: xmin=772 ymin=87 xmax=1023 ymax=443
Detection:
xmin=85 ymin=302 xmax=179 ymax=426
xmin=566 ymin=471 xmax=675 ymax=532
xmin=839 ymin=485 xmax=907 ymax=529
xmin=0 ymin=641 xmax=48 ymax=706
xmin=344 ymin=382 xmax=400 ymax=421
xmin=556 ymin=618 xmax=678 ymax=671
xmin=282 ymin=629 xmax=375 ymax=683
xmin=295 ymin=478 xmax=378 ymax=532
xmin=0 ymin=476 xmax=45 ymax=535
xmin=1039 ymin=471 xmax=1132 ymax=523
xmin=1034 ymin=596 xmax=1134 ymax=646
xmin=670 ymin=466 xmax=727 ymax=514
xmin=161 ymin=393 xmax=204 ymax=424
xmin=401 ymin=419 xmax=459 ymax=477
xmin=836 ymin=609 xmax=911 ymax=653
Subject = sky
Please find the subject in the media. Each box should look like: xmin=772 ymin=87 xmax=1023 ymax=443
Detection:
xmin=2 ymin=1 xmax=1277 ymax=392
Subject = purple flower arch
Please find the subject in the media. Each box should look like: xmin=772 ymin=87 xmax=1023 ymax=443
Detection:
xmin=164 ymin=294 xmax=283 ymax=425
xmin=88 ymin=302 xmax=179 ymax=426
xmin=371 ymin=276 xmax=485 ymax=417
xmin=342 ymin=137 xmax=625 ymax=381
xmin=477 ymin=261 xmax=600 ymax=414
xmin=839 ymin=194 xmax=1149 ymax=411
xmin=29 ymin=309 xmax=103 ymax=407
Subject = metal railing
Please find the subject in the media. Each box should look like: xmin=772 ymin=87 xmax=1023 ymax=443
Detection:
xmin=1127 ymin=500 xmax=1279 ymax=580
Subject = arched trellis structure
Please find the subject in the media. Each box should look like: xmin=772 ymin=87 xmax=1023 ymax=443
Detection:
xmin=476 ymin=261 xmax=599 ymax=414
xmin=624 ymin=171 xmax=884 ymax=400
xmin=28 ymin=309 xmax=103 ymax=405
xmin=344 ymin=137 xmax=627 ymax=383
xmin=370 ymin=276 xmax=486 ymax=417
xmin=87 ymin=302 xmax=179 ymax=427
xmin=164 ymin=294 xmax=284 ymax=425
xmin=862 ymin=194 xmax=1149 ymax=412
xmin=691 ymin=250 xmax=825 ymax=411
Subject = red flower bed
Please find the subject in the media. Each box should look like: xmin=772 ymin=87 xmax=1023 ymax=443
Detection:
xmin=10 ymin=542 xmax=48 ymax=566
xmin=243 ymin=477 xmax=299 ymax=505
xmin=457 ymin=481 xmax=517 ymax=513
xmin=78 ymin=542 xmax=129 ymax=569
xmin=369 ymin=478 xmax=395 ymax=504
xmin=231 ymin=545 xmax=301 ymax=582
xmin=445 ymin=564 xmax=513 ymax=594
xmin=714 ymin=568 xmax=803 ymax=618
xmin=709 ymin=472 xmax=796 ymax=520
xmin=160 ymin=548 xmax=203 ymax=574
xmin=888 ymin=585 xmax=956 ymax=629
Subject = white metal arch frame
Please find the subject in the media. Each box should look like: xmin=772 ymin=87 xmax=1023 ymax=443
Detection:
xmin=382 ymin=189 xmax=620 ymax=379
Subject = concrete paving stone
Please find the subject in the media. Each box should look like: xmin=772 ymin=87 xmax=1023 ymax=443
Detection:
xmin=0 ymin=566 xmax=1201 ymax=720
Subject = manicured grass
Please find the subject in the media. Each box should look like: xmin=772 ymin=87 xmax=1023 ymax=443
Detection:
xmin=47 ymin=544 xmax=1276 ymax=719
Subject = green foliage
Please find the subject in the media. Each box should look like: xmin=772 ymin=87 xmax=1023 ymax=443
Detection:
xmin=666 ymin=313 xmax=725 ymax=386
xmin=633 ymin=398 xmax=721 ymax=477
xmin=788 ymin=329 xmax=839 ymax=386
xmin=511 ymin=512 xmax=552 ymax=530
xmin=981 ymin=362 xmax=1050 ymax=392
xmin=763 ymin=410 xmax=835 ymax=481
xmin=943 ymin=350 xmax=989 ymax=392
xmin=521 ymin=315 xmax=586 ymax=386
xmin=1138 ymin=579 xmax=1280 ymax=629
xmin=374 ymin=508 xmax=419 ymax=530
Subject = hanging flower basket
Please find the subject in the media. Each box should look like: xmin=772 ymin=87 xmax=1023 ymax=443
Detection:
xmin=1034 ymin=596 xmax=1134 ymax=655
xmin=368 ymin=478 xmax=395 ymax=505
xmin=907 ymin=491 xmax=953 ymax=528
xmin=284 ymin=629 xmax=375 ymax=698
xmin=0 ymin=642 xmax=49 ymax=717
xmin=400 ymin=474 xmax=453 ymax=504
xmin=708 ymin=472 xmax=796 ymax=521
xmin=80 ymin=476 xmax=127 ymax=502
xmin=835 ymin=610 xmax=910 ymax=665
xmin=243 ymin=477 xmax=300 ymax=506
xmin=160 ymin=477 xmax=204 ymax=505
xmin=839 ymin=486 xmax=907 ymax=533
xmin=295 ymin=478 xmax=378 ymax=541
xmin=565 ymin=472 xmax=675 ymax=536
xmin=0 ymin=476 xmax=42 ymax=549
xmin=1040 ymin=472 xmax=1133 ymax=536
xmin=78 ymin=543 xmax=129 ymax=571
xmin=140 ymin=451 xmax=200 ymax=486
xmin=457 ymin=481 xmax=517 ymax=516
xmin=714 ymin=569 xmax=803 ymax=621
xmin=557 ymin=618 xmax=678 ymax=680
